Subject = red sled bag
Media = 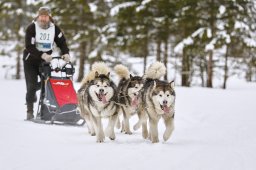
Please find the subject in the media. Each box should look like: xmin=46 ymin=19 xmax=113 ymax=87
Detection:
xmin=50 ymin=79 xmax=77 ymax=108
xmin=33 ymin=57 xmax=85 ymax=126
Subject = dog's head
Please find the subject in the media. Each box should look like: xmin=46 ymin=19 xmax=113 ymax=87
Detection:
xmin=127 ymin=75 xmax=143 ymax=106
xmin=152 ymin=80 xmax=175 ymax=114
xmin=89 ymin=71 xmax=114 ymax=104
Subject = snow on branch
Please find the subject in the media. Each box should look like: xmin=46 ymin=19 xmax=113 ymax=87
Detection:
xmin=205 ymin=38 xmax=217 ymax=51
xmin=110 ymin=2 xmax=137 ymax=16
xmin=174 ymin=28 xmax=206 ymax=54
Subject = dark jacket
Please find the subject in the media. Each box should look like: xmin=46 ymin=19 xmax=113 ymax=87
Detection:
xmin=23 ymin=22 xmax=69 ymax=65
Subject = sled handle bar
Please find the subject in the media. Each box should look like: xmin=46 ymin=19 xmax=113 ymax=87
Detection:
xmin=52 ymin=56 xmax=62 ymax=59
xmin=49 ymin=58 xmax=75 ymax=75
xmin=52 ymin=56 xmax=69 ymax=62
xmin=42 ymin=56 xmax=72 ymax=64
xmin=51 ymin=63 xmax=74 ymax=72
xmin=41 ymin=56 xmax=74 ymax=73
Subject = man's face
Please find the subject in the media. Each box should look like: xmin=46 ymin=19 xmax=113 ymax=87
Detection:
xmin=38 ymin=15 xmax=50 ymax=29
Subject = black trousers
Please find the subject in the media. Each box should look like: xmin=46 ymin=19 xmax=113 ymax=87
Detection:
xmin=23 ymin=61 xmax=41 ymax=105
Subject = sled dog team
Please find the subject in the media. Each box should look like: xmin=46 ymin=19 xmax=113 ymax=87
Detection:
xmin=77 ymin=62 xmax=175 ymax=143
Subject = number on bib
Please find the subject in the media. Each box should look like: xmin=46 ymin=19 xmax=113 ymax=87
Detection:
xmin=40 ymin=33 xmax=50 ymax=40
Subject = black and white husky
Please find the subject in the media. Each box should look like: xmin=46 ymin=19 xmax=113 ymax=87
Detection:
xmin=114 ymin=65 xmax=148 ymax=139
xmin=141 ymin=62 xmax=175 ymax=143
xmin=77 ymin=62 xmax=119 ymax=143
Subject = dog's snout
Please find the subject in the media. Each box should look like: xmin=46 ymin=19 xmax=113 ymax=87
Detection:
xmin=99 ymin=89 xmax=104 ymax=93
xmin=163 ymin=100 xmax=167 ymax=105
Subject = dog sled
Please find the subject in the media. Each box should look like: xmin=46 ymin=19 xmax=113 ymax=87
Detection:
xmin=32 ymin=56 xmax=85 ymax=126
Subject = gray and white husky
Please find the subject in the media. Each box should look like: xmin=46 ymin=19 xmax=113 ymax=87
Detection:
xmin=141 ymin=62 xmax=175 ymax=143
xmin=77 ymin=62 xmax=119 ymax=143
xmin=114 ymin=65 xmax=148 ymax=139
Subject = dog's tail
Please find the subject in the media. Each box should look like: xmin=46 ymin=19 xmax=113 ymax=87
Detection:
xmin=81 ymin=62 xmax=110 ymax=85
xmin=92 ymin=62 xmax=111 ymax=75
xmin=144 ymin=61 xmax=166 ymax=79
xmin=114 ymin=64 xmax=130 ymax=79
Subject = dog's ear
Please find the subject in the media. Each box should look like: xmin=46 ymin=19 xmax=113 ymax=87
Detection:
xmin=130 ymin=74 xmax=133 ymax=79
xmin=107 ymin=72 xmax=110 ymax=78
xmin=95 ymin=71 xmax=99 ymax=78
xmin=169 ymin=80 xmax=175 ymax=89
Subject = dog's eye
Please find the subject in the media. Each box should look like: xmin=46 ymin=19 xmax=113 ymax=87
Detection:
xmin=167 ymin=94 xmax=169 ymax=97
xmin=104 ymin=85 xmax=107 ymax=88
xmin=135 ymin=86 xmax=138 ymax=89
xmin=96 ymin=85 xmax=100 ymax=87
xmin=159 ymin=94 xmax=162 ymax=97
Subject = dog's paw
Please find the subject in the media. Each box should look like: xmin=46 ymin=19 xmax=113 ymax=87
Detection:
xmin=151 ymin=135 xmax=159 ymax=143
xmin=133 ymin=123 xmax=141 ymax=131
xmin=147 ymin=132 xmax=151 ymax=140
xmin=96 ymin=133 xmax=105 ymax=143
xmin=96 ymin=139 xmax=104 ymax=143
xmin=125 ymin=131 xmax=132 ymax=135
xmin=96 ymin=136 xmax=105 ymax=143
xmin=151 ymin=138 xmax=159 ymax=143
xmin=163 ymin=133 xmax=171 ymax=141
xmin=105 ymin=127 xmax=116 ymax=140
xmin=109 ymin=134 xmax=116 ymax=140
xmin=142 ymin=130 xmax=148 ymax=139
xmin=163 ymin=129 xmax=173 ymax=141
xmin=88 ymin=130 xmax=96 ymax=136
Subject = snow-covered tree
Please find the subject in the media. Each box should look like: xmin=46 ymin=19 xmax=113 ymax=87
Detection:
xmin=0 ymin=0 xmax=38 ymax=79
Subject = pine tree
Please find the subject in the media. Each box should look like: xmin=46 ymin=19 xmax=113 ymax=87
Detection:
xmin=0 ymin=0 xmax=37 ymax=79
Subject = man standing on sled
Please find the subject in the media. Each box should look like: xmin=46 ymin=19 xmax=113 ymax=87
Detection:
xmin=23 ymin=7 xmax=70 ymax=120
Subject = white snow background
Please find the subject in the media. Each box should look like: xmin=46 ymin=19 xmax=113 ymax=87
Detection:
xmin=0 ymin=58 xmax=256 ymax=170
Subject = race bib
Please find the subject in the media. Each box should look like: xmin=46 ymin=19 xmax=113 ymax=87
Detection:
xmin=35 ymin=21 xmax=55 ymax=52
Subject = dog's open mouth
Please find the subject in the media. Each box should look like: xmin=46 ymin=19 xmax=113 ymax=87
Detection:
xmin=131 ymin=94 xmax=139 ymax=107
xmin=160 ymin=104 xmax=170 ymax=113
xmin=95 ymin=92 xmax=108 ymax=104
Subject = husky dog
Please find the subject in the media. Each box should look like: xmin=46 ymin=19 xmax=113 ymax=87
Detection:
xmin=77 ymin=62 xmax=119 ymax=142
xmin=142 ymin=62 xmax=175 ymax=143
xmin=114 ymin=65 xmax=148 ymax=138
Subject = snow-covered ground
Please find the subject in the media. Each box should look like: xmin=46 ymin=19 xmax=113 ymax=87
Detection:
xmin=0 ymin=75 xmax=256 ymax=170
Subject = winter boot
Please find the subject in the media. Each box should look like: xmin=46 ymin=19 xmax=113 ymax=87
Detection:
xmin=26 ymin=103 xmax=34 ymax=120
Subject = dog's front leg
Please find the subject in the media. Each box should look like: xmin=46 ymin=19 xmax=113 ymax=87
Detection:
xmin=91 ymin=116 xmax=105 ymax=143
xmin=134 ymin=107 xmax=148 ymax=139
xmin=149 ymin=118 xmax=159 ymax=143
xmin=123 ymin=110 xmax=132 ymax=135
xmin=84 ymin=113 xmax=95 ymax=136
xmin=133 ymin=118 xmax=141 ymax=131
xmin=133 ymin=105 xmax=143 ymax=131
xmin=141 ymin=116 xmax=148 ymax=139
xmin=163 ymin=116 xmax=174 ymax=142
xmin=115 ymin=113 xmax=121 ymax=129
xmin=105 ymin=113 xmax=118 ymax=140
xmin=89 ymin=114 xmax=96 ymax=136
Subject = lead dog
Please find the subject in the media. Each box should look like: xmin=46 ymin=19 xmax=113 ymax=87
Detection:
xmin=77 ymin=62 xmax=119 ymax=142
xmin=141 ymin=62 xmax=175 ymax=143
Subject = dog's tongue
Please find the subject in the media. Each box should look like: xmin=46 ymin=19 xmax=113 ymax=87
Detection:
xmin=100 ymin=94 xmax=108 ymax=104
xmin=163 ymin=105 xmax=170 ymax=113
xmin=132 ymin=96 xmax=139 ymax=107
